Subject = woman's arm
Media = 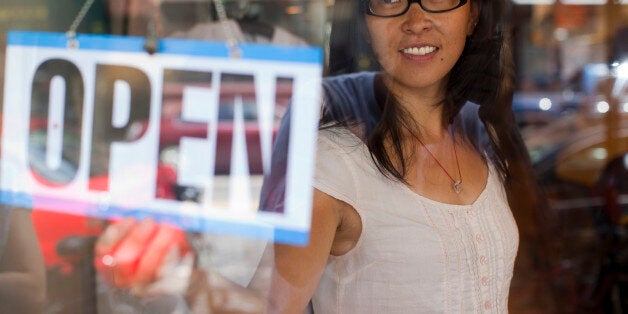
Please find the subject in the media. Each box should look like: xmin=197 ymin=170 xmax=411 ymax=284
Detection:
xmin=265 ymin=188 xmax=342 ymax=313
xmin=186 ymin=188 xmax=343 ymax=313
xmin=96 ymin=190 xmax=349 ymax=313
xmin=93 ymin=189 xmax=343 ymax=313
xmin=0 ymin=208 xmax=46 ymax=314
xmin=185 ymin=188 xmax=343 ymax=313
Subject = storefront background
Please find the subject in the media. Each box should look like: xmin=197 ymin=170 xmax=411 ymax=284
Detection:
xmin=0 ymin=0 xmax=626 ymax=313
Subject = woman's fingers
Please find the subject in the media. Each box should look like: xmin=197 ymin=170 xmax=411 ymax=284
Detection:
xmin=94 ymin=218 xmax=192 ymax=291
xmin=106 ymin=219 xmax=158 ymax=287
xmin=133 ymin=224 xmax=189 ymax=286
xmin=94 ymin=218 xmax=157 ymax=288
xmin=94 ymin=217 xmax=137 ymax=256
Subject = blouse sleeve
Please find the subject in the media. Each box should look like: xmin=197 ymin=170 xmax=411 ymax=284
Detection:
xmin=312 ymin=130 xmax=358 ymax=207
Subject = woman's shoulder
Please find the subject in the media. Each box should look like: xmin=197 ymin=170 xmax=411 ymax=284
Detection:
xmin=322 ymin=72 xmax=377 ymax=102
xmin=318 ymin=127 xmax=363 ymax=148
xmin=320 ymin=72 xmax=381 ymax=136
xmin=322 ymin=71 xmax=377 ymax=86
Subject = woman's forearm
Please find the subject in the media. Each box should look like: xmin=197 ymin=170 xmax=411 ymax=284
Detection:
xmin=0 ymin=272 xmax=46 ymax=313
xmin=0 ymin=208 xmax=46 ymax=314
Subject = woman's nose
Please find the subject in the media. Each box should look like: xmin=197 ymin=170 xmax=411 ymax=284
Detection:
xmin=402 ymin=3 xmax=433 ymax=33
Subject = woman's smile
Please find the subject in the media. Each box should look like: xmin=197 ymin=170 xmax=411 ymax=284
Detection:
xmin=399 ymin=44 xmax=440 ymax=61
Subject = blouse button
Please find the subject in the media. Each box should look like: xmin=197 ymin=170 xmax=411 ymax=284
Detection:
xmin=484 ymin=301 xmax=492 ymax=309
xmin=476 ymin=234 xmax=484 ymax=243
xmin=479 ymin=255 xmax=487 ymax=265
xmin=481 ymin=276 xmax=489 ymax=286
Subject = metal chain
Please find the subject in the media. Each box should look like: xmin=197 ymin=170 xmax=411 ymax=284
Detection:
xmin=144 ymin=0 xmax=164 ymax=54
xmin=66 ymin=0 xmax=95 ymax=48
xmin=214 ymin=0 xmax=241 ymax=58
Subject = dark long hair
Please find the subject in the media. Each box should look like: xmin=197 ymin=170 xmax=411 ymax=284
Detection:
xmin=326 ymin=0 xmax=550 ymax=257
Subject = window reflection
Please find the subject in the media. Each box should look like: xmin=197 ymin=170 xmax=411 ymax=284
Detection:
xmin=0 ymin=0 xmax=626 ymax=313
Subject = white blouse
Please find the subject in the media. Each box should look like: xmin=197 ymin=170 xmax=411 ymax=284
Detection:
xmin=311 ymin=128 xmax=519 ymax=313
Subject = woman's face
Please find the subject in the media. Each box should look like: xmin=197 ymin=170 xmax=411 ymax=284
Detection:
xmin=365 ymin=0 xmax=478 ymax=98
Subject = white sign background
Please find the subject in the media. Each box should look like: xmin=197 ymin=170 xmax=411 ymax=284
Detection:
xmin=1 ymin=31 xmax=322 ymax=245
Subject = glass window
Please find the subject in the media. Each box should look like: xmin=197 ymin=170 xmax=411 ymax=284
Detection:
xmin=0 ymin=1 xmax=626 ymax=313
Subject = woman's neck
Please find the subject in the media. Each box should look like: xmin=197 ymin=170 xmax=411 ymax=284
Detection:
xmin=380 ymin=74 xmax=448 ymax=137
xmin=393 ymin=92 xmax=449 ymax=141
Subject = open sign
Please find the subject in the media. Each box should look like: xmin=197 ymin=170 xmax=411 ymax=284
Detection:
xmin=1 ymin=31 xmax=322 ymax=245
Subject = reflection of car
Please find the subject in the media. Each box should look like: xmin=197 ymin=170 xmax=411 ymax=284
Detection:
xmin=525 ymin=107 xmax=627 ymax=312
xmin=155 ymin=106 xmax=281 ymax=175
xmin=152 ymin=80 xmax=290 ymax=176
xmin=512 ymin=91 xmax=581 ymax=131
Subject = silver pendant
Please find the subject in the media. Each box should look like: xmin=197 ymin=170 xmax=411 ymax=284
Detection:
xmin=453 ymin=180 xmax=462 ymax=194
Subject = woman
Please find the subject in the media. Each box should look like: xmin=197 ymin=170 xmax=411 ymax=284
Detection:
xmin=96 ymin=0 xmax=547 ymax=312
xmin=264 ymin=0 xmax=546 ymax=312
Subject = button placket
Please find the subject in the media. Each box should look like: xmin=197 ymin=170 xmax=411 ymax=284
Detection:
xmin=478 ymin=252 xmax=491 ymax=305
xmin=475 ymin=228 xmax=492 ymax=309
xmin=475 ymin=234 xmax=484 ymax=243
xmin=468 ymin=208 xmax=495 ymax=311
xmin=484 ymin=300 xmax=492 ymax=309
xmin=481 ymin=276 xmax=489 ymax=286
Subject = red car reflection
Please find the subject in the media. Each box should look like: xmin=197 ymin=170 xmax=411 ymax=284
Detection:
xmin=155 ymin=80 xmax=289 ymax=175
xmin=154 ymin=114 xmax=280 ymax=175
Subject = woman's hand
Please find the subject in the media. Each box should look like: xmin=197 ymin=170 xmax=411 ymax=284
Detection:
xmin=94 ymin=218 xmax=193 ymax=296
xmin=94 ymin=218 xmax=268 ymax=313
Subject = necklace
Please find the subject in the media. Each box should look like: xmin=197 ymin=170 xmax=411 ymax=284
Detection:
xmin=413 ymin=127 xmax=463 ymax=194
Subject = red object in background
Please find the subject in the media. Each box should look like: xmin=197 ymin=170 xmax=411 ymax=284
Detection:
xmin=30 ymin=162 xmax=179 ymax=272
xmin=554 ymin=3 xmax=590 ymax=30
xmin=31 ymin=210 xmax=103 ymax=272
xmin=157 ymin=80 xmax=288 ymax=175
xmin=156 ymin=117 xmax=279 ymax=174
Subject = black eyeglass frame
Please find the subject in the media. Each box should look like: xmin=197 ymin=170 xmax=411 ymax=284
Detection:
xmin=366 ymin=0 xmax=469 ymax=17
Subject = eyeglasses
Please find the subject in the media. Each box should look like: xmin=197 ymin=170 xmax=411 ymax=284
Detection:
xmin=366 ymin=0 xmax=468 ymax=18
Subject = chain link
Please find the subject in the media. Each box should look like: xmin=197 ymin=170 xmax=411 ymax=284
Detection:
xmin=66 ymin=0 xmax=95 ymax=49
xmin=144 ymin=0 xmax=164 ymax=54
xmin=214 ymin=0 xmax=241 ymax=58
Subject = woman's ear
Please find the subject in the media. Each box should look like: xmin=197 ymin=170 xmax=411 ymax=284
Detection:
xmin=467 ymin=2 xmax=480 ymax=36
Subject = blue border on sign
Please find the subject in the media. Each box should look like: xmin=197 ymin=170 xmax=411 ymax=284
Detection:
xmin=7 ymin=30 xmax=322 ymax=64
xmin=0 ymin=190 xmax=309 ymax=246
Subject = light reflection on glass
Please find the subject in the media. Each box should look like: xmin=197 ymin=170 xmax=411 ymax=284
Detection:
xmin=591 ymin=148 xmax=608 ymax=160
xmin=539 ymin=97 xmax=552 ymax=111
xmin=596 ymin=101 xmax=610 ymax=113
